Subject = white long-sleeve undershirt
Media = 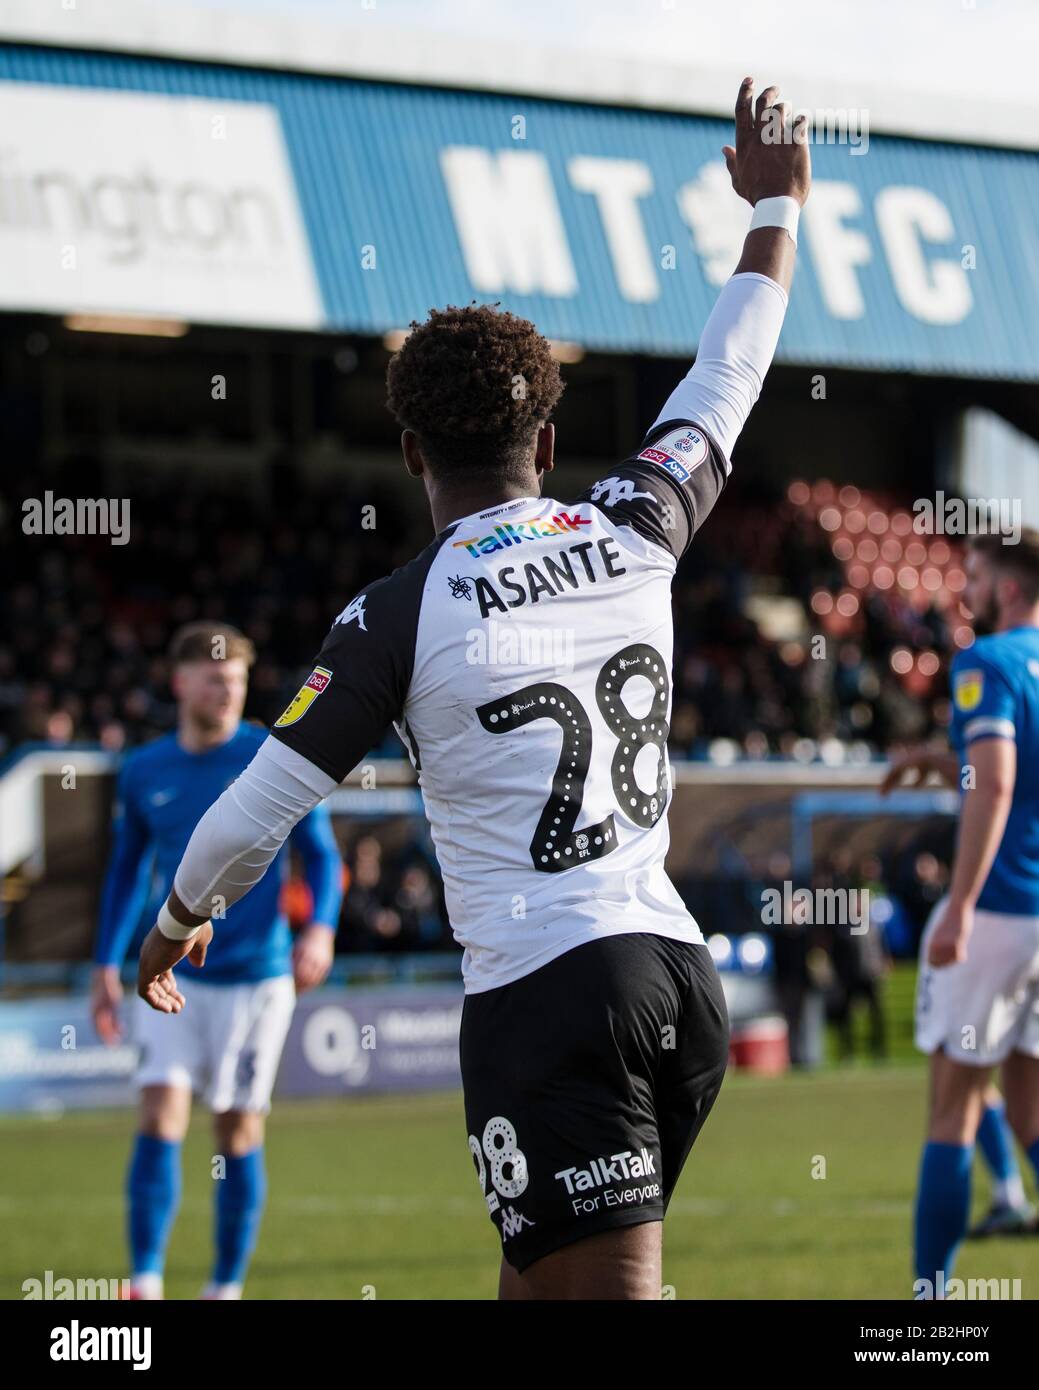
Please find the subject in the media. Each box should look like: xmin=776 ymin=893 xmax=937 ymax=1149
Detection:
xmin=650 ymin=270 xmax=790 ymax=462
xmin=172 ymin=735 xmax=337 ymax=921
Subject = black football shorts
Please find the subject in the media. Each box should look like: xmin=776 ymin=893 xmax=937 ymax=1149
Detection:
xmin=459 ymin=932 xmax=730 ymax=1273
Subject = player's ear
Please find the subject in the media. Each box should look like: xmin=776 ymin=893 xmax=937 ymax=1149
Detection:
xmin=401 ymin=429 xmax=425 ymax=478
xmin=535 ymin=422 xmax=555 ymax=477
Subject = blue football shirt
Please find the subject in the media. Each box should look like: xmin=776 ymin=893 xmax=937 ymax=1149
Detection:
xmin=95 ymin=723 xmax=343 ymax=983
xmin=950 ymin=626 xmax=1039 ymax=916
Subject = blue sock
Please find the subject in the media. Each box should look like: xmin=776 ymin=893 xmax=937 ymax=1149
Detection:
xmin=913 ymin=1142 xmax=972 ymax=1295
xmin=213 ymin=1148 xmax=267 ymax=1286
xmin=1028 ymin=1139 xmax=1039 ymax=1190
xmin=976 ymin=1102 xmax=1018 ymax=1185
xmin=127 ymin=1135 xmax=182 ymax=1277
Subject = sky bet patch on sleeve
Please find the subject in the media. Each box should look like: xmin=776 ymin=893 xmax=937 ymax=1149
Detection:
xmin=953 ymin=668 xmax=984 ymax=713
xmin=274 ymin=666 xmax=332 ymax=727
xmin=636 ymin=426 xmax=709 ymax=485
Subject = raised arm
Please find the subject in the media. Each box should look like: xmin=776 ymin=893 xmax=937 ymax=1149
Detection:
xmin=650 ymin=78 xmax=810 ymax=460
xmin=579 ymin=78 xmax=810 ymax=559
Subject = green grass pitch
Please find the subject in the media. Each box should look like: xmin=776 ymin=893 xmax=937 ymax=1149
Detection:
xmin=2 ymin=1063 xmax=1035 ymax=1300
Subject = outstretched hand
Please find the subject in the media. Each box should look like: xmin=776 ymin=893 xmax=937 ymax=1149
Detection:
xmin=722 ymin=77 xmax=811 ymax=208
xmin=137 ymin=922 xmax=212 ymax=1013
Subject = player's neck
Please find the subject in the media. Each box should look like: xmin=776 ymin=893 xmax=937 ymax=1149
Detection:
xmin=177 ymin=717 xmax=239 ymax=755
xmin=997 ymin=601 xmax=1039 ymax=634
xmin=429 ymin=480 xmax=541 ymax=534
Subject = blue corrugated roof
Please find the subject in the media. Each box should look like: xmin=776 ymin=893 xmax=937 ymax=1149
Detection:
xmin=0 ymin=43 xmax=1036 ymax=379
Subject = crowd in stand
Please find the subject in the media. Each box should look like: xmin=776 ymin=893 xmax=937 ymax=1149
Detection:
xmin=1 ymin=472 xmax=967 ymax=763
xmin=4 ymin=469 xmax=966 ymax=968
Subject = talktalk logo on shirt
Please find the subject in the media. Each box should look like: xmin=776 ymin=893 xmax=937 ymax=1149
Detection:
xmin=452 ymin=511 xmax=591 ymax=558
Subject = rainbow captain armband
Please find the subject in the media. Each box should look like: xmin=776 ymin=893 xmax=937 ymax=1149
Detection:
xmin=156 ymin=900 xmax=206 ymax=943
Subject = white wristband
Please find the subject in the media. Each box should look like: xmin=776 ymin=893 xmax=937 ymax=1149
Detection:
xmin=157 ymin=900 xmax=206 ymax=942
xmin=749 ymin=195 xmax=800 ymax=247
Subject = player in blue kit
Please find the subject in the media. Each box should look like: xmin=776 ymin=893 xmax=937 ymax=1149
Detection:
xmin=92 ymin=623 xmax=343 ymax=1300
xmin=884 ymin=533 xmax=1039 ymax=1295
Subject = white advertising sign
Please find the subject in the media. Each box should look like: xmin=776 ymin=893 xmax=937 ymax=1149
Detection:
xmin=0 ymin=83 xmax=323 ymax=328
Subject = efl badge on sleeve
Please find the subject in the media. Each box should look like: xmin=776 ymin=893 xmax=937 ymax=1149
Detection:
xmin=953 ymin=669 xmax=984 ymax=713
xmin=636 ymin=427 xmax=709 ymax=485
xmin=275 ymin=666 xmax=332 ymax=728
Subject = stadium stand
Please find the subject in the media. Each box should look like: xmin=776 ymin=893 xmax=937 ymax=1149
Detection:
xmin=0 ymin=467 xmax=965 ymax=763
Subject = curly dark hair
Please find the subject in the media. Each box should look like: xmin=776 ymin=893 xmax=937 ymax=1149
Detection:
xmin=385 ymin=303 xmax=565 ymax=480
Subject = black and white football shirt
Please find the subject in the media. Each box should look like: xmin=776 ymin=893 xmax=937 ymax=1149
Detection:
xmin=271 ymin=419 xmax=728 ymax=992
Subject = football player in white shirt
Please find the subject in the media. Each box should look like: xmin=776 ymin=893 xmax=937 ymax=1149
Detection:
xmin=136 ymin=78 xmax=810 ymax=1300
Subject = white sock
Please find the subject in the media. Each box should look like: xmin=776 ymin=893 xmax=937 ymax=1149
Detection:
xmin=131 ymin=1272 xmax=163 ymax=1299
xmin=201 ymin=1281 xmax=243 ymax=1300
xmin=993 ymin=1174 xmax=1027 ymax=1208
